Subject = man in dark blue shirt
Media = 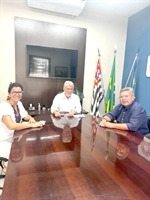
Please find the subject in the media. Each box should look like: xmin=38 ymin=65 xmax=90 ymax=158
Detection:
xmin=100 ymin=87 xmax=149 ymax=135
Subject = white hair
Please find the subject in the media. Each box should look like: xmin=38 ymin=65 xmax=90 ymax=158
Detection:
xmin=120 ymin=87 xmax=134 ymax=96
xmin=63 ymin=81 xmax=74 ymax=89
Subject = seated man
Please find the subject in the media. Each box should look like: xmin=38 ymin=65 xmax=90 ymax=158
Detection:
xmin=100 ymin=87 xmax=149 ymax=135
xmin=51 ymin=81 xmax=81 ymax=117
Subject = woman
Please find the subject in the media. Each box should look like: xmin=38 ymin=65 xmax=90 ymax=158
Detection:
xmin=0 ymin=82 xmax=43 ymax=173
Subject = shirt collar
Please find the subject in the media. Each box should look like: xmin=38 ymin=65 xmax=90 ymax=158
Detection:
xmin=123 ymin=100 xmax=135 ymax=110
xmin=62 ymin=92 xmax=72 ymax=99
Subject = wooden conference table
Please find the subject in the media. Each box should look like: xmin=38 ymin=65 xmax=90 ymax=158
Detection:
xmin=2 ymin=111 xmax=150 ymax=200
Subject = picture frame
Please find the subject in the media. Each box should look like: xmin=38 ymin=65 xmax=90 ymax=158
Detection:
xmin=28 ymin=55 xmax=51 ymax=78
xmin=55 ymin=66 xmax=68 ymax=77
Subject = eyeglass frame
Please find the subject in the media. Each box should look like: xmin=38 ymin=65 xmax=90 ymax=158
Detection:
xmin=11 ymin=91 xmax=23 ymax=95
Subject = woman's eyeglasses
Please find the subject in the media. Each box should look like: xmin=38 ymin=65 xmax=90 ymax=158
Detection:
xmin=11 ymin=91 xmax=23 ymax=95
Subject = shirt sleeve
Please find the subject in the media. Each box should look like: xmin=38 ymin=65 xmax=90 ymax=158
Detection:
xmin=0 ymin=102 xmax=15 ymax=124
xmin=73 ymin=94 xmax=81 ymax=113
xmin=125 ymin=106 xmax=147 ymax=132
xmin=0 ymin=102 xmax=13 ymax=119
xmin=105 ymin=104 xmax=121 ymax=121
xmin=51 ymin=94 xmax=60 ymax=113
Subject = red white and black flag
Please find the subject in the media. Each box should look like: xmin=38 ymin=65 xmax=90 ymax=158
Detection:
xmin=91 ymin=116 xmax=98 ymax=152
xmin=91 ymin=50 xmax=104 ymax=117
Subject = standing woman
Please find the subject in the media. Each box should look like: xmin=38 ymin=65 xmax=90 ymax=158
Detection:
xmin=0 ymin=82 xmax=43 ymax=172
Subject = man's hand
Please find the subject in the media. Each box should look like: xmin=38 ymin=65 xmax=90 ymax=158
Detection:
xmin=100 ymin=120 xmax=129 ymax=131
xmin=99 ymin=118 xmax=107 ymax=127
xmin=67 ymin=111 xmax=75 ymax=117
xmin=103 ymin=121 xmax=115 ymax=128
xmin=54 ymin=111 xmax=61 ymax=118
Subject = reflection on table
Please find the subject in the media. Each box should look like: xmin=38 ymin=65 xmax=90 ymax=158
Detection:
xmin=138 ymin=134 xmax=150 ymax=162
xmin=51 ymin=114 xmax=81 ymax=144
xmin=1 ymin=113 xmax=150 ymax=200
xmin=50 ymin=114 xmax=81 ymax=129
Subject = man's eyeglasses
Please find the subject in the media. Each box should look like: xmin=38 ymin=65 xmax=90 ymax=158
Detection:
xmin=119 ymin=95 xmax=131 ymax=99
xmin=11 ymin=91 xmax=23 ymax=95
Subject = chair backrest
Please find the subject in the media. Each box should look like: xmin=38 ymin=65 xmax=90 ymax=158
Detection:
xmin=0 ymin=157 xmax=8 ymax=181
xmin=147 ymin=117 xmax=150 ymax=132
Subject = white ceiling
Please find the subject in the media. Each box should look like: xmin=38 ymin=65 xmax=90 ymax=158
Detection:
xmin=84 ymin=0 xmax=150 ymax=17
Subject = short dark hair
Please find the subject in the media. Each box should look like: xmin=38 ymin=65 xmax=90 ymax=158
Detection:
xmin=8 ymin=82 xmax=23 ymax=93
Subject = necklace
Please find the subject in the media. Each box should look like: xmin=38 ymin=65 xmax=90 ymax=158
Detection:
xmin=9 ymin=100 xmax=21 ymax=123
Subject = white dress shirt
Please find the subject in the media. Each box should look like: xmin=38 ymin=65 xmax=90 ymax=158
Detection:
xmin=51 ymin=92 xmax=81 ymax=114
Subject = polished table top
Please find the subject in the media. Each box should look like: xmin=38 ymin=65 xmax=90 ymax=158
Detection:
xmin=1 ymin=112 xmax=150 ymax=200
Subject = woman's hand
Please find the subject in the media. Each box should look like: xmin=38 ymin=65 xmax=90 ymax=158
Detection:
xmin=28 ymin=117 xmax=36 ymax=123
xmin=24 ymin=114 xmax=36 ymax=123
xmin=31 ymin=121 xmax=44 ymax=128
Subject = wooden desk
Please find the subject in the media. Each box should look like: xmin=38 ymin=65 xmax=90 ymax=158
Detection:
xmin=28 ymin=109 xmax=88 ymax=117
xmin=2 ymin=114 xmax=150 ymax=200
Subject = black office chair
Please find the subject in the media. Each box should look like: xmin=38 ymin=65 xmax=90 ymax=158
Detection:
xmin=147 ymin=117 xmax=150 ymax=133
xmin=0 ymin=157 xmax=8 ymax=190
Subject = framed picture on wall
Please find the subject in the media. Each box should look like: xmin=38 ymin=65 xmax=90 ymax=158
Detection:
xmin=55 ymin=66 xmax=68 ymax=77
xmin=28 ymin=55 xmax=51 ymax=78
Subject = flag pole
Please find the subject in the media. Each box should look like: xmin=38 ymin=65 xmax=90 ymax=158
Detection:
xmin=91 ymin=116 xmax=99 ymax=152
xmin=114 ymin=44 xmax=117 ymax=55
xmin=125 ymin=53 xmax=138 ymax=87
xmin=105 ymin=131 xmax=110 ymax=160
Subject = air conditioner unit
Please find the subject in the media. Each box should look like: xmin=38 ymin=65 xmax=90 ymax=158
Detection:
xmin=27 ymin=0 xmax=87 ymax=17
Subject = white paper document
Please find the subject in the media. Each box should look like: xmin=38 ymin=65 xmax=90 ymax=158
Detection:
xmin=74 ymin=114 xmax=85 ymax=118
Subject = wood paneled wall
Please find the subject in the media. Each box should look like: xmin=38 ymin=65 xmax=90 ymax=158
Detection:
xmin=15 ymin=17 xmax=87 ymax=109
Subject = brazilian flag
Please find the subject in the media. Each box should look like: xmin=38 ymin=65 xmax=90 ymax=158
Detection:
xmin=105 ymin=55 xmax=116 ymax=113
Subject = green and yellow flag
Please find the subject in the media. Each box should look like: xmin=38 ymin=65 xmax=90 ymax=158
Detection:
xmin=105 ymin=55 xmax=116 ymax=113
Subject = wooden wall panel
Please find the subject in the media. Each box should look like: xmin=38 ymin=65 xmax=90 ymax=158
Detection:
xmin=15 ymin=17 xmax=87 ymax=109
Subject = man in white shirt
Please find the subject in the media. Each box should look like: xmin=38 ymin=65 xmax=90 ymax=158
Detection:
xmin=51 ymin=81 xmax=81 ymax=117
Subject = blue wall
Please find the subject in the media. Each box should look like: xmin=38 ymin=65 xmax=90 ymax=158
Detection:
xmin=122 ymin=6 xmax=150 ymax=116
